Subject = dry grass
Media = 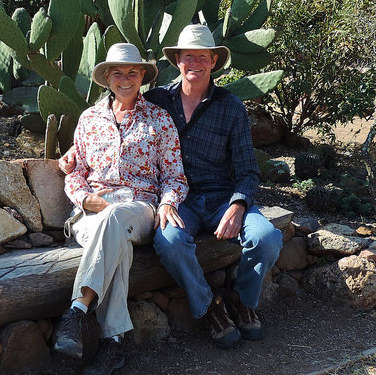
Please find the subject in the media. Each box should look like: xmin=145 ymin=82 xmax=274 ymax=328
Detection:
xmin=317 ymin=353 xmax=376 ymax=375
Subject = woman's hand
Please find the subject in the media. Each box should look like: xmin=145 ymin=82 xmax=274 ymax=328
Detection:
xmin=83 ymin=189 xmax=113 ymax=213
xmin=154 ymin=204 xmax=185 ymax=230
xmin=59 ymin=146 xmax=77 ymax=175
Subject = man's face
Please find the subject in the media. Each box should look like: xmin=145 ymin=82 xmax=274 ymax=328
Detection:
xmin=176 ymin=49 xmax=218 ymax=83
xmin=106 ymin=65 xmax=145 ymax=102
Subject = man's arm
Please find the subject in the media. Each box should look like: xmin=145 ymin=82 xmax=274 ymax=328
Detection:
xmin=214 ymin=100 xmax=259 ymax=240
xmin=59 ymin=146 xmax=77 ymax=174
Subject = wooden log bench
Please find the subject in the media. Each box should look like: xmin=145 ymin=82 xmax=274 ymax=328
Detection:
xmin=0 ymin=206 xmax=293 ymax=328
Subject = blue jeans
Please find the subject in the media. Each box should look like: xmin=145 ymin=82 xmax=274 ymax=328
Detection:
xmin=153 ymin=195 xmax=283 ymax=319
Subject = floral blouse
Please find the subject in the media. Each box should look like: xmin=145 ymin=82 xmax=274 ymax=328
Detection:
xmin=65 ymin=93 xmax=188 ymax=210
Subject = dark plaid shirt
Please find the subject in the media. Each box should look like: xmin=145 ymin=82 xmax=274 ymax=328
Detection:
xmin=144 ymin=80 xmax=260 ymax=211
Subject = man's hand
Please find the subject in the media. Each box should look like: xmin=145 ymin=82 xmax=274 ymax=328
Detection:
xmin=59 ymin=146 xmax=77 ymax=175
xmin=214 ymin=202 xmax=246 ymax=240
xmin=83 ymin=189 xmax=113 ymax=213
xmin=154 ymin=204 xmax=185 ymax=230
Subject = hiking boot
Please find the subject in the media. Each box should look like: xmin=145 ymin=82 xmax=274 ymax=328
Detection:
xmin=54 ymin=307 xmax=87 ymax=359
xmin=225 ymin=290 xmax=263 ymax=340
xmin=205 ymin=296 xmax=241 ymax=349
xmin=82 ymin=336 xmax=125 ymax=375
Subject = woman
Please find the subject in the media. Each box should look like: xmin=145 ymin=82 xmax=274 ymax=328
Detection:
xmin=54 ymin=43 xmax=188 ymax=375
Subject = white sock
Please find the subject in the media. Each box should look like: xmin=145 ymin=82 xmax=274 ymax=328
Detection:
xmin=111 ymin=333 xmax=124 ymax=343
xmin=71 ymin=300 xmax=88 ymax=314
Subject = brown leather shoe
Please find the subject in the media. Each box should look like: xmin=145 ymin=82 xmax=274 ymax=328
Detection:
xmin=205 ymin=296 xmax=241 ymax=348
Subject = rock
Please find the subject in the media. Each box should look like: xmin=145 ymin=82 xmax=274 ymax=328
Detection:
xmin=0 ymin=160 xmax=42 ymax=232
xmin=287 ymin=270 xmax=304 ymax=282
xmin=276 ymin=273 xmax=300 ymax=297
xmin=167 ymin=298 xmax=197 ymax=331
xmin=356 ymin=226 xmax=376 ymax=237
xmin=0 ymin=245 xmax=5 ymax=255
xmin=282 ymin=221 xmax=296 ymax=243
xmin=276 ymin=237 xmax=309 ymax=271
xmin=321 ymin=223 xmax=356 ymax=236
xmin=29 ymin=233 xmax=55 ymax=247
xmin=292 ymin=216 xmax=320 ymax=236
xmin=254 ymin=148 xmax=271 ymax=168
xmin=162 ymin=286 xmax=187 ymax=299
xmin=0 ymin=208 xmax=27 ymax=244
xmin=128 ymin=301 xmax=171 ymax=343
xmin=259 ymin=206 xmax=294 ymax=232
xmin=3 ymin=235 xmax=32 ymax=249
xmin=0 ymin=320 xmax=51 ymax=374
xmin=225 ymin=262 xmax=239 ymax=288
xmin=12 ymin=159 xmax=72 ymax=229
xmin=359 ymin=249 xmax=376 ymax=262
xmin=151 ymin=292 xmax=169 ymax=311
xmin=249 ymin=106 xmax=286 ymax=147
xmin=302 ymin=255 xmax=376 ymax=309
xmin=205 ymin=269 xmax=226 ymax=289
xmin=134 ymin=291 xmax=153 ymax=301
xmin=258 ymin=272 xmax=279 ymax=309
xmin=36 ymin=319 xmax=53 ymax=343
xmin=2 ymin=206 xmax=24 ymax=224
xmin=307 ymin=225 xmax=372 ymax=256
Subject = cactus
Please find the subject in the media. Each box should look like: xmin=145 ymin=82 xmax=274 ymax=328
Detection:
xmin=29 ymin=7 xmax=52 ymax=52
xmin=103 ymin=25 xmax=125 ymax=51
xmin=316 ymin=144 xmax=337 ymax=169
xmin=58 ymin=113 xmax=77 ymax=155
xmin=38 ymin=85 xmax=81 ymax=123
xmin=0 ymin=41 xmax=12 ymax=92
xmin=228 ymin=0 xmax=257 ymax=34
xmin=58 ymin=76 xmax=89 ymax=112
xmin=45 ymin=114 xmax=58 ymax=159
xmin=224 ymin=70 xmax=283 ymax=101
xmin=224 ymin=29 xmax=276 ymax=53
xmin=108 ymin=0 xmax=146 ymax=58
xmin=45 ymin=0 xmax=81 ymax=61
xmin=61 ymin=12 xmax=85 ymax=81
xmin=294 ymin=152 xmax=321 ymax=180
xmin=20 ymin=113 xmax=46 ymax=134
xmin=305 ymin=187 xmax=334 ymax=212
xmin=0 ymin=0 xmax=282 ymax=159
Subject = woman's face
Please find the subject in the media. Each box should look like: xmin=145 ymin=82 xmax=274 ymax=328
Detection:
xmin=106 ymin=65 xmax=145 ymax=103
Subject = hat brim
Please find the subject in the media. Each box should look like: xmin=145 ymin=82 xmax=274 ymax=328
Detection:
xmin=162 ymin=46 xmax=230 ymax=73
xmin=92 ymin=61 xmax=158 ymax=87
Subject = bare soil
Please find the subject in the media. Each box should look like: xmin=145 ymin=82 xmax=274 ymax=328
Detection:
xmin=1 ymin=112 xmax=376 ymax=375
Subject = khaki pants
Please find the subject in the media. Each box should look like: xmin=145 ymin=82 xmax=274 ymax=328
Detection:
xmin=69 ymin=202 xmax=155 ymax=338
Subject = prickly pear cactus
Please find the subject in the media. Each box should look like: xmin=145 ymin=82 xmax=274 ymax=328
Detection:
xmin=294 ymin=152 xmax=321 ymax=180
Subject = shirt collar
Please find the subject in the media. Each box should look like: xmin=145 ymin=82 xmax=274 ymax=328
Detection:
xmin=168 ymin=78 xmax=218 ymax=102
xmin=97 ymin=92 xmax=147 ymax=116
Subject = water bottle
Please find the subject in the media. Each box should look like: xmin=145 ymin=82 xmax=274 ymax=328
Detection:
xmin=103 ymin=188 xmax=133 ymax=204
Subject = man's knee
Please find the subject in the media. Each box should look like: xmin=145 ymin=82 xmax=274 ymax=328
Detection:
xmin=242 ymin=224 xmax=282 ymax=258
xmin=154 ymin=224 xmax=192 ymax=256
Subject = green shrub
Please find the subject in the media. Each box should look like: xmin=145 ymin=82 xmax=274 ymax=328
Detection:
xmin=263 ymin=0 xmax=376 ymax=136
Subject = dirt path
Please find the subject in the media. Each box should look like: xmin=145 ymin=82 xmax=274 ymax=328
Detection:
xmin=115 ymin=294 xmax=376 ymax=375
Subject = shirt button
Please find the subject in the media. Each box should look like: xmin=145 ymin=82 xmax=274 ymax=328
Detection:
xmin=179 ymin=114 xmax=183 ymax=118
xmin=185 ymin=155 xmax=188 ymax=159
xmin=187 ymin=135 xmax=191 ymax=139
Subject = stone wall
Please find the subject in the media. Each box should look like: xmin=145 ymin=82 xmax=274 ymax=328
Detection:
xmin=1 ymin=159 xmax=376 ymax=374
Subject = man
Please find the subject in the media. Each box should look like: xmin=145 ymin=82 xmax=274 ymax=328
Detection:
xmin=60 ymin=24 xmax=282 ymax=350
